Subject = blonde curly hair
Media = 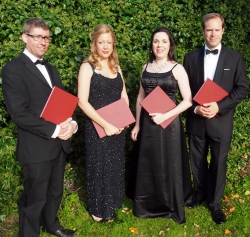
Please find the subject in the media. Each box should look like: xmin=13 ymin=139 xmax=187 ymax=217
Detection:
xmin=84 ymin=24 xmax=119 ymax=74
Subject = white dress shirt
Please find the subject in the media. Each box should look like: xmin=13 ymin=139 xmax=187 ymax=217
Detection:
xmin=23 ymin=49 xmax=52 ymax=87
xmin=204 ymin=44 xmax=222 ymax=81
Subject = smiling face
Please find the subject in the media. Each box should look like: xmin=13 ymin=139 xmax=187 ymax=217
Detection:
xmin=202 ymin=17 xmax=224 ymax=50
xmin=95 ymin=33 xmax=114 ymax=60
xmin=22 ymin=27 xmax=50 ymax=59
xmin=152 ymin=32 xmax=170 ymax=60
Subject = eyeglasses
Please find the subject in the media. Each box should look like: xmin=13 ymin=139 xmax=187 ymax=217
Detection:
xmin=26 ymin=34 xmax=52 ymax=43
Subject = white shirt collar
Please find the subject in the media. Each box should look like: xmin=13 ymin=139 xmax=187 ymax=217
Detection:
xmin=23 ymin=49 xmax=43 ymax=63
xmin=204 ymin=44 xmax=222 ymax=55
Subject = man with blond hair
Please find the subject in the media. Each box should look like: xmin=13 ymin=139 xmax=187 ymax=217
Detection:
xmin=184 ymin=13 xmax=248 ymax=224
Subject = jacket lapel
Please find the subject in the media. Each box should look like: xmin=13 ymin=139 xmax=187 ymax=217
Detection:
xmin=44 ymin=63 xmax=55 ymax=87
xmin=19 ymin=53 xmax=52 ymax=88
xmin=213 ymin=45 xmax=226 ymax=85
xmin=197 ymin=47 xmax=205 ymax=89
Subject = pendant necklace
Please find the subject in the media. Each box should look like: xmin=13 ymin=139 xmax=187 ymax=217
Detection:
xmin=151 ymin=60 xmax=168 ymax=73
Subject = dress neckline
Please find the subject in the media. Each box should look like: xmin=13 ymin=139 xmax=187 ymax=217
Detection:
xmin=94 ymin=68 xmax=118 ymax=80
xmin=144 ymin=63 xmax=178 ymax=74
xmin=144 ymin=69 xmax=173 ymax=74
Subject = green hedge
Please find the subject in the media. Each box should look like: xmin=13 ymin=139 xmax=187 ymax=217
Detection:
xmin=0 ymin=0 xmax=249 ymax=219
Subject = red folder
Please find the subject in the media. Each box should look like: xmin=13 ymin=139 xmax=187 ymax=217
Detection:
xmin=140 ymin=86 xmax=178 ymax=129
xmin=193 ymin=78 xmax=228 ymax=105
xmin=92 ymin=98 xmax=135 ymax=138
xmin=40 ymin=86 xmax=79 ymax=124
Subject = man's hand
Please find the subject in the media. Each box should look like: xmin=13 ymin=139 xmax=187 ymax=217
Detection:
xmin=57 ymin=118 xmax=77 ymax=140
xmin=196 ymin=102 xmax=219 ymax=119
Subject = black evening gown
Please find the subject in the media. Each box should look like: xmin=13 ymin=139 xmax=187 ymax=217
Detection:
xmin=84 ymin=63 xmax=125 ymax=219
xmin=133 ymin=64 xmax=192 ymax=224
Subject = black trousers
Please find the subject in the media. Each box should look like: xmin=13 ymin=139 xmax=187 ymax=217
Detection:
xmin=188 ymin=133 xmax=231 ymax=211
xmin=18 ymin=151 xmax=66 ymax=237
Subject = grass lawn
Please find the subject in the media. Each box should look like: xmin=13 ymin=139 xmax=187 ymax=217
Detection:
xmin=0 ymin=183 xmax=249 ymax=237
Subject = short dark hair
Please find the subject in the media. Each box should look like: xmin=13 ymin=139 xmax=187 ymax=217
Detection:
xmin=23 ymin=18 xmax=50 ymax=34
xmin=149 ymin=27 xmax=177 ymax=63
xmin=202 ymin=13 xmax=225 ymax=29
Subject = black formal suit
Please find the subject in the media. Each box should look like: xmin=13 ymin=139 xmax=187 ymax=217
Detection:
xmin=183 ymin=45 xmax=249 ymax=210
xmin=2 ymin=52 xmax=73 ymax=236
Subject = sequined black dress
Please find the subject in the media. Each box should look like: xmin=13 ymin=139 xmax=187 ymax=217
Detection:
xmin=85 ymin=63 xmax=125 ymax=219
xmin=133 ymin=64 xmax=192 ymax=223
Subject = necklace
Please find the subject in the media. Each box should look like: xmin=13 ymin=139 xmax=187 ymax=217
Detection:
xmin=151 ymin=60 xmax=168 ymax=73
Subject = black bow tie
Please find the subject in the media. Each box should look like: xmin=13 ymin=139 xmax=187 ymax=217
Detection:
xmin=34 ymin=59 xmax=48 ymax=65
xmin=206 ymin=49 xmax=218 ymax=55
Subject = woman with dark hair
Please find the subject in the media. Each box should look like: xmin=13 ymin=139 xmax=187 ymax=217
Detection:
xmin=78 ymin=24 xmax=129 ymax=222
xmin=131 ymin=27 xmax=192 ymax=223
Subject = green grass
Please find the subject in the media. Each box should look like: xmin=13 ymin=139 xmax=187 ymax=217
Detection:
xmin=1 ymin=183 xmax=249 ymax=237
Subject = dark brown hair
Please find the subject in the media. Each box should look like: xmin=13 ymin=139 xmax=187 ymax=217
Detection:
xmin=149 ymin=27 xmax=177 ymax=63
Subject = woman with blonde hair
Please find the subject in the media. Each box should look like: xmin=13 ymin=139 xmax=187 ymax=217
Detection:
xmin=78 ymin=24 xmax=129 ymax=222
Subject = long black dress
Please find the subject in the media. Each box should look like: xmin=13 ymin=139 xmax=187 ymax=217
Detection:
xmin=133 ymin=64 xmax=192 ymax=224
xmin=85 ymin=63 xmax=125 ymax=219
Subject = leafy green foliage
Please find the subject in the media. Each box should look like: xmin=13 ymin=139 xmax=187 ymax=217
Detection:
xmin=0 ymin=2 xmax=249 ymax=235
xmin=0 ymin=123 xmax=22 ymax=219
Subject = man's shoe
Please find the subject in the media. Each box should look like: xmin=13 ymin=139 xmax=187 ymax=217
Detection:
xmin=52 ymin=228 xmax=76 ymax=237
xmin=211 ymin=209 xmax=226 ymax=224
xmin=186 ymin=198 xmax=203 ymax=209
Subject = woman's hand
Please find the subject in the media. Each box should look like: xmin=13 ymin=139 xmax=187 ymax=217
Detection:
xmin=149 ymin=113 xmax=168 ymax=125
xmin=115 ymin=127 xmax=124 ymax=135
xmin=104 ymin=123 xmax=120 ymax=136
xmin=131 ymin=125 xmax=140 ymax=141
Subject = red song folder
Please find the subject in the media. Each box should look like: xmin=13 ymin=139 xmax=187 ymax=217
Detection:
xmin=92 ymin=98 xmax=135 ymax=138
xmin=140 ymin=86 xmax=178 ymax=129
xmin=40 ymin=86 xmax=79 ymax=124
xmin=193 ymin=78 xmax=229 ymax=105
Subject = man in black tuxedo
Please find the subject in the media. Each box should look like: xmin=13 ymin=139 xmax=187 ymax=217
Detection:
xmin=2 ymin=18 xmax=77 ymax=237
xmin=183 ymin=13 xmax=249 ymax=224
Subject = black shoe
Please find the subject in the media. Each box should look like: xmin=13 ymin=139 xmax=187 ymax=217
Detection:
xmin=211 ymin=209 xmax=226 ymax=224
xmin=52 ymin=228 xmax=76 ymax=237
xmin=186 ymin=198 xmax=203 ymax=209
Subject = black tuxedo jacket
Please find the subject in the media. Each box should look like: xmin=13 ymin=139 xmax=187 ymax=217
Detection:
xmin=2 ymin=52 xmax=71 ymax=164
xmin=183 ymin=45 xmax=249 ymax=138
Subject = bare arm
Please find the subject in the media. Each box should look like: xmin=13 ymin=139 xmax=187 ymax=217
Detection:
xmin=131 ymin=64 xmax=146 ymax=141
xmin=118 ymin=66 xmax=129 ymax=106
